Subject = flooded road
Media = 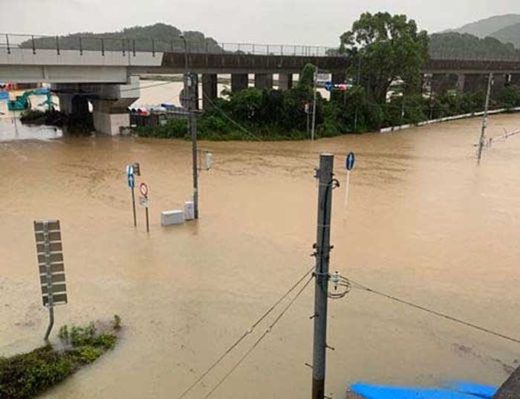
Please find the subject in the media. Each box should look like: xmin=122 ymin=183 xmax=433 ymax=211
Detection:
xmin=1 ymin=114 xmax=520 ymax=398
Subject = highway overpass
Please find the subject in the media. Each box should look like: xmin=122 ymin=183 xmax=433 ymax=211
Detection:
xmin=2 ymin=34 xmax=520 ymax=134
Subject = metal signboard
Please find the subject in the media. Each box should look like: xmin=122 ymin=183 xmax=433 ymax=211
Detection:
xmin=34 ymin=220 xmax=67 ymax=307
xmin=139 ymin=196 xmax=149 ymax=208
xmin=316 ymin=73 xmax=332 ymax=84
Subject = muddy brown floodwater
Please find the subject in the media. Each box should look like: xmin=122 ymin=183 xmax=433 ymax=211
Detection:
xmin=1 ymin=114 xmax=520 ymax=399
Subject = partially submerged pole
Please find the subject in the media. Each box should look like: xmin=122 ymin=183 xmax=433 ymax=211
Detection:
xmin=311 ymin=153 xmax=335 ymax=399
xmin=477 ymin=73 xmax=493 ymax=164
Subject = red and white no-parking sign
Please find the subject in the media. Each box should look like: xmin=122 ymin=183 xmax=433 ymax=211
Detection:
xmin=139 ymin=182 xmax=149 ymax=198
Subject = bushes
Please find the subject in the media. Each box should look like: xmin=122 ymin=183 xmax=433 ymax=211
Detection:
xmin=136 ymin=117 xmax=187 ymax=139
xmin=135 ymin=70 xmax=520 ymax=141
xmin=0 ymin=317 xmax=121 ymax=399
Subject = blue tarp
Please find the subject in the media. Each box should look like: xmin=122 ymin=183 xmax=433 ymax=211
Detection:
xmin=446 ymin=382 xmax=497 ymax=398
xmin=351 ymin=382 xmax=497 ymax=399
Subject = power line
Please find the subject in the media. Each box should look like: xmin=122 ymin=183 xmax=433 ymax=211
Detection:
xmin=174 ymin=266 xmax=314 ymax=399
xmin=203 ymin=275 xmax=314 ymax=399
xmin=200 ymin=91 xmax=264 ymax=142
xmin=347 ymin=278 xmax=520 ymax=345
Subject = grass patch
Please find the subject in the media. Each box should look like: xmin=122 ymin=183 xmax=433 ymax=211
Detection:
xmin=0 ymin=316 xmax=121 ymax=399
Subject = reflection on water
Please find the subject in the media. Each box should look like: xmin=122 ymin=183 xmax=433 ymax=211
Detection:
xmin=0 ymin=113 xmax=519 ymax=399
xmin=0 ymin=117 xmax=63 ymax=141
xmin=0 ymin=99 xmax=63 ymax=142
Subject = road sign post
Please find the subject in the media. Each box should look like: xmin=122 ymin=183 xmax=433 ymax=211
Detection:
xmin=34 ymin=220 xmax=67 ymax=341
xmin=127 ymin=164 xmax=137 ymax=227
xmin=139 ymin=182 xmax=150 ymax=233
xmin=344 ymin=152 xmax=356 ymax=209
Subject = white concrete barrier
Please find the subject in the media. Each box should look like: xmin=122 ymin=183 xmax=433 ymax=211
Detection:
xmin=161 ymin=210 xmax=185 ymax=226
xmin=380 ymin=107 xmax=520 ymax=133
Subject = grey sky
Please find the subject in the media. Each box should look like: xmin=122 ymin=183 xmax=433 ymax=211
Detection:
xmin=2 ymin=0 xmax=520 ymax=45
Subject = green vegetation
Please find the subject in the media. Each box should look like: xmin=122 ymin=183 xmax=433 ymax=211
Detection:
xmin=137 ymin=65 xmax=328 ymax=140
xmin=20 ymin=109 xmax=94 ymax=134
xmin=452 ymin=14 xmax=520 ymax=39
xmin=429 ymin=32 xmax=519 ymax=59
xmin=136 ymin=13 xmax=520 ymax=141
xmin=340 ymin=12 xmax=429 ymax=103
xmin=21 ymin=23 xmax=220 ymax=53
xmin=0 ymin=317 xmax=121 ymax=399
xmin=451 ymin=14 xmax=520 ymax=48
xmin=488 ymin=23 xmax=520 ymax=49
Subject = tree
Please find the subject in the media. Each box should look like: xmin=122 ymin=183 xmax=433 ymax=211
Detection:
xmin=340 ymin=12 xmax=429 ymax=104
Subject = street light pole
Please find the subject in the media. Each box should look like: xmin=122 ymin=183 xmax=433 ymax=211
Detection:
xmin=477 ymin=72 xmax=493 ymax=165
xmin=181 ymin=34 xmax=199 ymax=219
xmin=311 ymin=67 xmax=318 ymax=141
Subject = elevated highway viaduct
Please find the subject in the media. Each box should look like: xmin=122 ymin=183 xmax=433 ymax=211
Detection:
xmin=2 ymin=46 xmax=520 ymax=134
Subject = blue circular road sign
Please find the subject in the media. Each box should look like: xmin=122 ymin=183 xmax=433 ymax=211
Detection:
xmin=128 ymin=174 xmax=135 ymax=189
xmin=346 ymin=152 xmax=356 ymax=171
xmin=324 ymin=81 xmax=334 ymax=92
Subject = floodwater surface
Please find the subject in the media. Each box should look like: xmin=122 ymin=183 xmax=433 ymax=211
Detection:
xmin=1 ymin=114 xmax=519 ymax=399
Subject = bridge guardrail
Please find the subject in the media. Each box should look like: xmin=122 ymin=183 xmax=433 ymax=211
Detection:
xmin=3 ymin=33 xmax=520 ymax=63
xmin=0 ymin=33 xmax=339 ymax=58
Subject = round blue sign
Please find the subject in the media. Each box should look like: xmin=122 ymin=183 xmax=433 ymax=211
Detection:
xmin=346 ymin=152 xmax=356 ymax=171
xmin=324 ymin=81 xmax=334 ymax=92
xmin=128 ymin=174 xmax=135 ymax=189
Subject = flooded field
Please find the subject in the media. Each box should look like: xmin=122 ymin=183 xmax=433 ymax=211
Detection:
xmin=1 ymin=114 xmax=519 ymax=398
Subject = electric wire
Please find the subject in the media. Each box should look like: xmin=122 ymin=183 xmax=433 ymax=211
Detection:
xmin=200 ymin=90 xmax=264 ymax=142
xmin=174 ymin=266 xmax=314 ymax=399
xmin=346 ymin=278 xmax=520 ymax=345
xmin=200 ymin=90 xmax=320 ymax=169
xmin=203 ymin=275 xmax=314 ymax=399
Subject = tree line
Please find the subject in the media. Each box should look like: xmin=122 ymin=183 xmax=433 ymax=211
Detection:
xmin=136 ymin=13 xmax=520 ymax=140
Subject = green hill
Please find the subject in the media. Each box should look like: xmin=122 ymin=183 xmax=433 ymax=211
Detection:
xmin=429 ymin=32 xmax=519 ymax=59
xmin=21 ymin=23 xmax=221 ymax=53
xmin=489 ymin=23 xmax=520 ymax=48
xmin=452 ymin=14 xmax=520 ymax=38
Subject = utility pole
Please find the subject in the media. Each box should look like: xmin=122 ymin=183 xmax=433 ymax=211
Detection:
xmin=181 ymin=34 xmax=199 ymax=219
xmin=477 ymin=72 xmax=493 ymax=164
xmin=190 ymin=91 xmax=199 ymax=219
xmin=311 ymin=68 xmax=318 ymax=141
xmin=312 ymin=153 xmax=335 ymax=399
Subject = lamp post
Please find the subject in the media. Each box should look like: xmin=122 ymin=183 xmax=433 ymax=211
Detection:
xmin=180 ymin=34 xmax=199 ymax=219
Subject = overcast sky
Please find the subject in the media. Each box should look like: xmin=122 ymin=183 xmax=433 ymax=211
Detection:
xmin=2 ymin=0 xmax=520 ymax=45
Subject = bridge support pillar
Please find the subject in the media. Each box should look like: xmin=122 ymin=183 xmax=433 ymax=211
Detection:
xmin=491 ymin=73 xmax=507 ymax=99
xmin=278 ymin=73 xmax=293 ymax=91
xmin=431 ymin=74 xmax=457 ymax=95
xmin=58 ymin=94 xmax=89 ymax=116
xmin=255 ymin=73 xmax=273 ymax=89
xmin=462 ymin=74 xmax=489 ymax=94
xmin=92 ymin=99 xmax=132 ymax=136
xmin=331 ymin=72 xmax=346 ymax=84
xmin=456 ymin=74 xmax=466 ymax=94
xmin=231 ymin=74 xmax=249 ymax=93
xmin=509 ymin=74 xmax=520 ymax=86
xmin=202 ymin=74 xmax=218 ymax=109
